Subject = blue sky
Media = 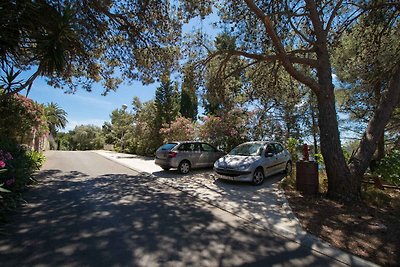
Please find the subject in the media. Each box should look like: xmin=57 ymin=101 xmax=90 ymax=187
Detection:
xmin=23 ymin=77 xmax=159 ymax=131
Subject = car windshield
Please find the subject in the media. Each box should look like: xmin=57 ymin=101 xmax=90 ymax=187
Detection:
xmin=158 ymin=143 xmax=178 ymax=151
xmin=229 ymin=143 xmax=263 ymax=156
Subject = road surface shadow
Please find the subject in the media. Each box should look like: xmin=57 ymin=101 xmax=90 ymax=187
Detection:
xmin=116 ymin=155 xmax=154 ymax=161
xmin=0 ymin=168 xmax=341 ymax=267
xmin=150 ymin=168 xmax=303 ymax=246
xmin=151 ymin=167 xmax=214 ymax=179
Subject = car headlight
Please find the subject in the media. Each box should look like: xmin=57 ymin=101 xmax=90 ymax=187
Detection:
xmin=214 ymin=161 xmax=219 ymax=168
xmin=237 ymin=164 xmax=250 ymax=171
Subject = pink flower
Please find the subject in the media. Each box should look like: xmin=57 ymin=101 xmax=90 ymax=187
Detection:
xmin=5 ymin=152 xmax=13 ymax=160
xmin=0 ymin=161 xmax=5 ymax=168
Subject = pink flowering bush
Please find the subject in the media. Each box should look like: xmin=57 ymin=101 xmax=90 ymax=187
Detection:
xmin=0 ymin=93 xmax=48 ymax=144
xmin=198 ymin=109 xmax=249 ymax=151
xmin=0 ymin=149 xmax=14 ymax=200
xmin=0 ymin=139 xmax=45 ymax=218
xmin=160 ymin=116 xmax=196 ymax=143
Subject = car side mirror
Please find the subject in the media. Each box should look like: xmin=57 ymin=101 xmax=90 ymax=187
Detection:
xmin=265 ymin=152 xmax=274 ymax=157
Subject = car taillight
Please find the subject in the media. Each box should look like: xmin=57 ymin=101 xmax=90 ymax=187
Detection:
xmin=168 ymin=152 xmax=177 ymax=158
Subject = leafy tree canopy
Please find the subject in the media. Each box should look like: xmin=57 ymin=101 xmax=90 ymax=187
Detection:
xmin=0 ymin=0 xmax=212 ymax=95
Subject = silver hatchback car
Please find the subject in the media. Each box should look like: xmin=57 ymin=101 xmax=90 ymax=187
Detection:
xmin=214 ymin=141 xmax=292 ymax=185
xmin=155 ymin=141 xmax=225 ymax=174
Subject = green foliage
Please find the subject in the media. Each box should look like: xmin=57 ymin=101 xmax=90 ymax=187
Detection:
xmin=0 ymin=138 xmax=45 ymax=215
xmin=202 ymin=33 xmax=246 ymax=115
xmin=133 ymin=101 xmax=163 ymax=156
xmin=44 ymin=102 xmax=68 ymax=136
xmin=68 ymin=125 xmax=105 ymax=151
xmin=26 ymin=151 xmax=46 ymax=171
xmin=245 ymin=63 xmax=309 ymax=142
xmin=155 ymin=78 xmax=180 ymax=126
xmin=333 ymin=13 xmax=400 ymax=139
xmin=1 ymin=0 xmax=184 ymax=95
xmin=287 ymin=138 xmax=299 ymax=162
xmin=105 ymin=99 xmax=163 ymax=156
xmin=375 ymin=150 xmax=400 ymax=186
xmin=107 ymin=107 xmax=135 ymax=153
xmin=314 ymin=154 xmax=324 ymax=166
xmin=180 ymin=64 xmax=198 ymax=121
xmin=54 ymin=132 xmax=72 ymax=151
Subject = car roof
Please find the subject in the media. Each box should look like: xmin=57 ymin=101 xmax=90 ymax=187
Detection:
xmin=241 ymin=141 xmax=268 ymax=145
xmin=170 ymin=141 xmax=203 ymax=144
xmin=240 ymin=141 xmax=284 ymax=146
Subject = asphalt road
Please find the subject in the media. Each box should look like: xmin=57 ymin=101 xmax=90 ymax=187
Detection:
xmin=0 ymin=151 xmax=346 ymax=267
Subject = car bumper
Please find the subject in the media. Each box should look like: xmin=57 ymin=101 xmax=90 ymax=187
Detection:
xmin=155 ymin=157 xmax=179 ymax=168
xmin=214 ymin=168 xmax=253 ymax=182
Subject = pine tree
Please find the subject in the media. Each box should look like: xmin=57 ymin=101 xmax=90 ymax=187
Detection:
xmin=155 ymin=77 xmax=180 ymax=126
xmin=180 ymin=64 xmax=198 ymax=121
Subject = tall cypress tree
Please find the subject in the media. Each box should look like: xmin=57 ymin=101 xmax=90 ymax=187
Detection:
xmin=180 ymin=64 xmax=198 ymax=121
xmin=155 ymin=77 xmax=180 ymax=126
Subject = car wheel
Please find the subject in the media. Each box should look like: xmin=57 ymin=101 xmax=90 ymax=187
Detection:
xmin=162 ymin=167 xmax=170 ymax=171
xmin=178 ymin=160 xmax=191 ymax=174
xmin=284 ymin=161 xmax=292 ymax=175
xmin=252 ymin=168 xmax=265 ymax=186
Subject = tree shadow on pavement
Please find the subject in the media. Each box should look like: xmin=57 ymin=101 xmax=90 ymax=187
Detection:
xmin=151 ymin=168 xmax=301 ymax=234
xmin=149 ymin=169 xmax=351 ymax=261
xmin=0 ymin=168 xmax=342 ymax=267
xmin=116 ymin=155 xmax=154 ymax=161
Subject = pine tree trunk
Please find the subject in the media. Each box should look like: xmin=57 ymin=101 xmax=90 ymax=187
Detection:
xmin=314 ymin=47 xmax=360 ymax=201
xmin=374 ymin=82 xmax=385 ymax=161
xmin=310 ymin=95 xmax=319 ymax=154
xmin=348 ymin=63 xmax=400 ymax=181
xmin=316 ymin=83 xmax=359 ymax=200
xmin=376 ymin=132 xmax=385 ymax=160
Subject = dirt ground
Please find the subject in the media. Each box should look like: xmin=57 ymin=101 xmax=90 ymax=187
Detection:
xmin=284 ymin=186 xmax=400 ymax=266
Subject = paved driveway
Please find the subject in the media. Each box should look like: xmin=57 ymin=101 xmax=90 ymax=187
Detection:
xmin=0 ymin=151 xmax=356 ymax=267
xmin=95 ymin=151 xmax=309 ymax=238
xmin=95 ymin=150 xmax=377 ymax=267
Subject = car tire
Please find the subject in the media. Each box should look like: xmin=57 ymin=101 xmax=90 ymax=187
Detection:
xmin=252 ymin=168 xmax=265 ymax=186
xmin=162 ymin=167 xmax=170 ymax=171
xmin=178 ymin=160 xmax=191 ymax=174
xmin=284 ymin=161 xmax=292 ymax=175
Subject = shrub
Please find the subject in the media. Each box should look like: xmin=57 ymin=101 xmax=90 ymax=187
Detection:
xmin=198 ymin=109 xmax=249 ymax=152
xmin=26 ymin=150 xmax=46 ymax=171
xmin=160 ymin=116 xmax=196 ymax=143
xmin=375 ymin=150 xmax=400 ymax=186
xmin=0 ymin=138 xmax=46 ymax=217
xmin=287 ymin=138 xmax=299 ymax=162
xmin=0 ymin=94 xmax=48 ymax=143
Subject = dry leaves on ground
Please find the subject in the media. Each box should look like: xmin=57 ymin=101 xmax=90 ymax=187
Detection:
xmin=284 ymin=188 xmax=400 ymax=266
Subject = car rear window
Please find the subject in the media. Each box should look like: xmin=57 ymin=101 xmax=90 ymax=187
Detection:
xmin=158 ymin=143 xmax=178 ymax=151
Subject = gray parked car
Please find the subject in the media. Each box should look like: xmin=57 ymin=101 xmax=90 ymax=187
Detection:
xmin=214 ymin=141 xmax=292 ymax=185
xmin=155 ymin=141 xmax=225 ymax=174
